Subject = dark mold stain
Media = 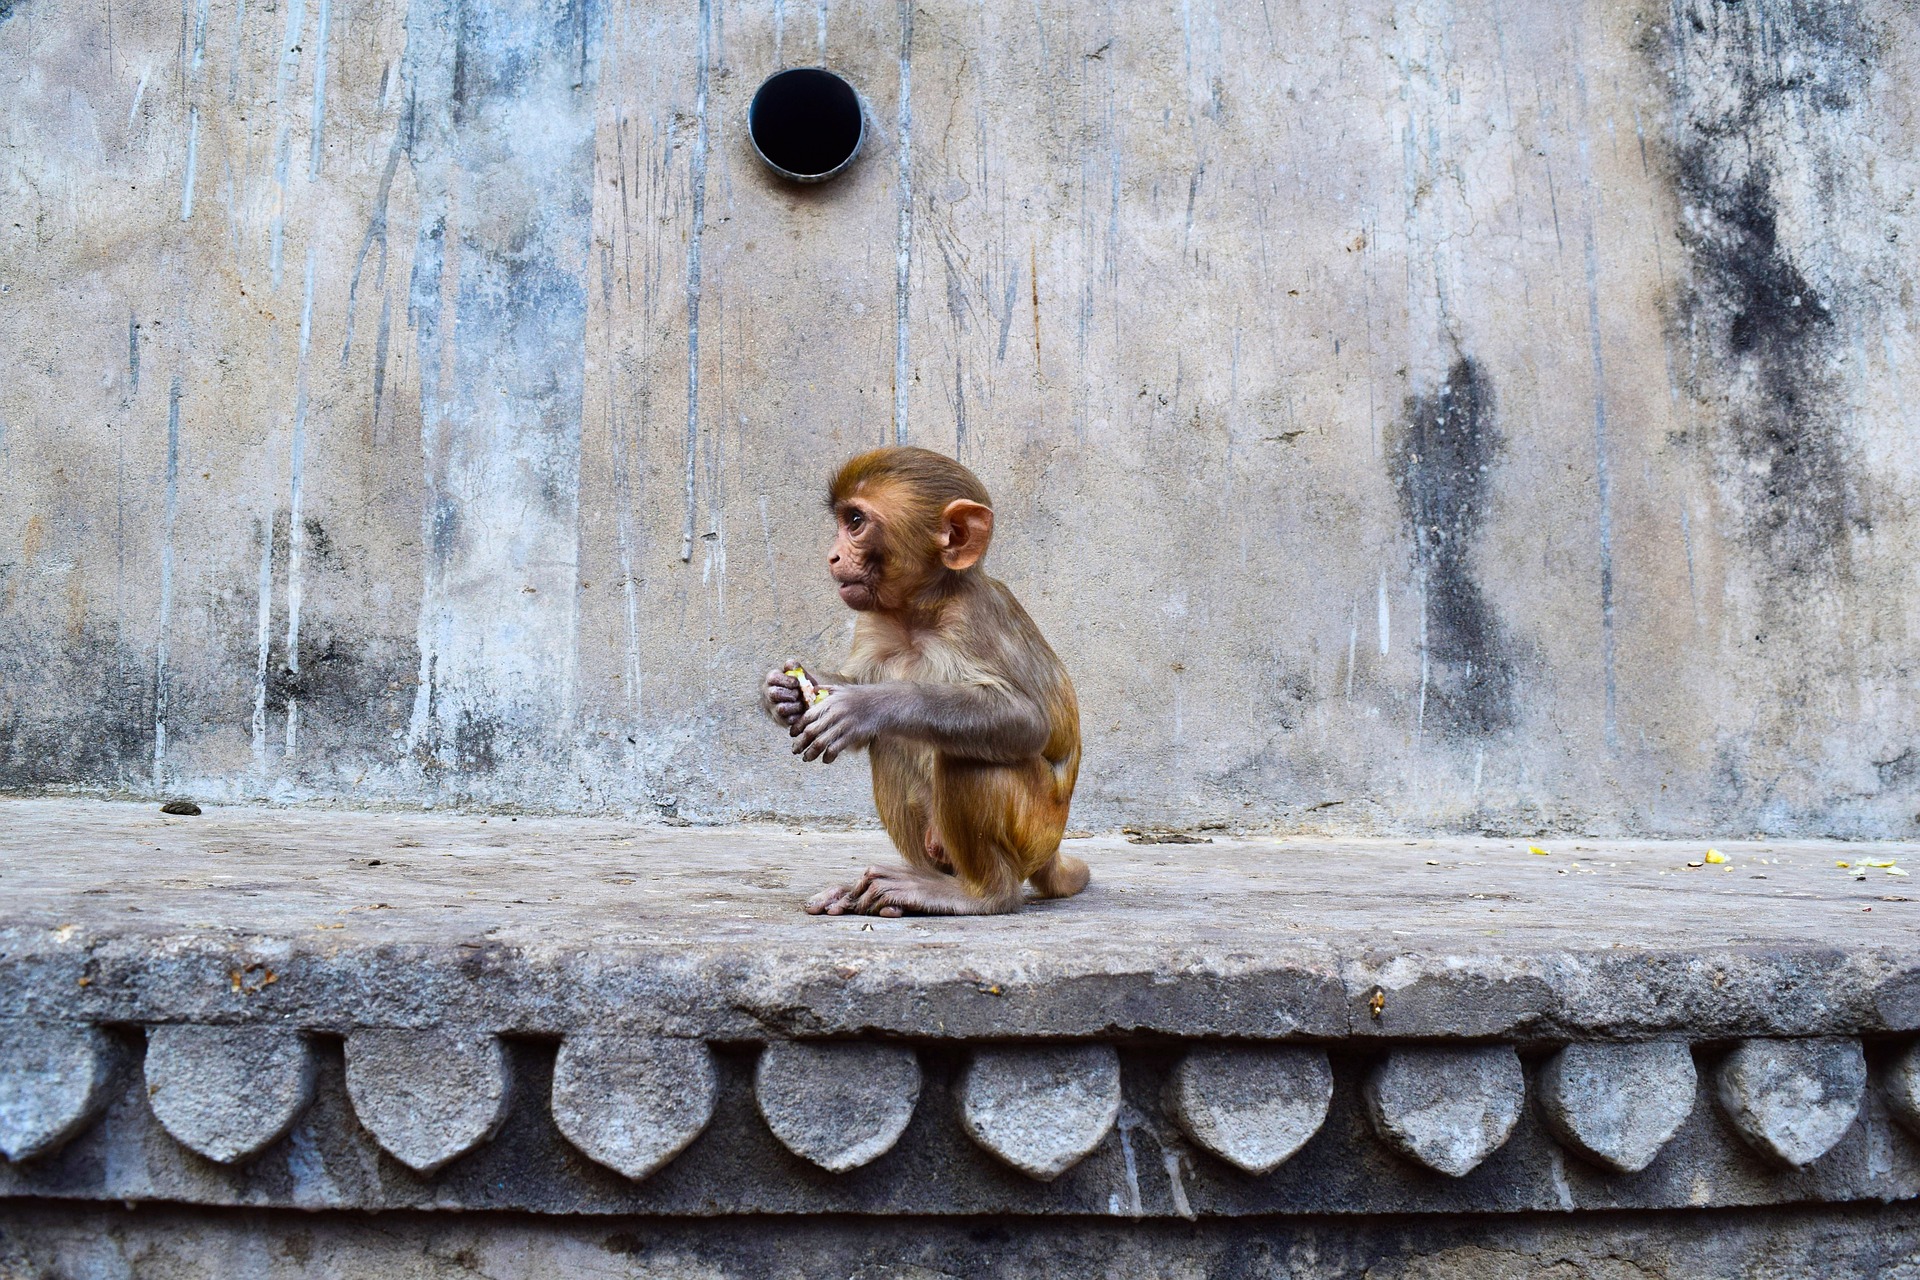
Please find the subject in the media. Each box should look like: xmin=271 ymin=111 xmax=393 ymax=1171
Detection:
xmin=266 ymin=634 xmax=363 ymax=714
xmin=1389 ymin=356 xmax=1517 ymax=738
xmin=253 ymin=511 xmax=412 ymax=747
xmin=1671 ymin=155 xmax=1857 ymax=572
xmin=302 ymin=516 xmax=340 ymax=567
xmin=270 ymin=511 xmax=344 ymax=572
xmin=0 ymin=627 xmax=154 ymax=788
xmin=428 ymin=496 xmax=459 ymax=562
xmin=1656 ymin=0 xmax=1877 ymax=576
xmin=1874 ymin=748 xmax=1920 ymax=792
xmin=452 ymin=707 xmax=500 ymax=772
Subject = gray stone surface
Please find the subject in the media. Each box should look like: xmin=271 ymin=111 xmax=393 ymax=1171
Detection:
xmin=0 ymin=1038 xmax=1916 ymax=1216
xmin=551 ymin=1034 xmax=717 ymax=1182
xmin=343 ymin=1029 xmax=510 ymax=1175
xmin=1166 ymin=1045 xmax=1334 ymax=1174
xmin=1364 ymin=1045 xmax=1525 ymax=1177
xmin=1537 ymin=1040 xmax=1698 ymax=1174
xmin=143 ymin=1024 xmax=315 ymax=1164
xmin=1891 ymin=1041 xmax=1920 ymax=1141
xmin=3 ymin=802 xmax=1918 ymax=1045
xmin=11 ymin=0 xmax=1920 ymax=852
xmin=0 ymin=1021 xmax=113 ymax=1162
xmin=958 ymin=1044 xmax=1121 ymax=1180
xmin=753 ymin=1041 xmax=922 ymax=1172
xmin=0 ymin=803 xmax=1918 ymax=1216
xmin=1716 ymin=1037 xmax=1868 ymax=1169
xmin=8 ymin=1198 xmax=1920 ymax=1280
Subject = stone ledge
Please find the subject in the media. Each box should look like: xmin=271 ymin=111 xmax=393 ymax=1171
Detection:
xmin=0 ymin=800 xmax=1917 ymax=1217
xmin=3 ymin=1028 xmax=1919 ymax=1215
xmin=5 ymin=1200 xmax=1920 ymax=1280
xmin=3 ymin=800 xmax=1916 ymax=1043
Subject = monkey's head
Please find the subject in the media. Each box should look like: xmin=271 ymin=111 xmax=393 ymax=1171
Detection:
xmin=826 ymin=447 xmax=995 ymax=612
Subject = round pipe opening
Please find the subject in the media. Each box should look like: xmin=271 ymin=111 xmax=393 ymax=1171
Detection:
xmin=748 ymin=68 xmax=865 ymax=183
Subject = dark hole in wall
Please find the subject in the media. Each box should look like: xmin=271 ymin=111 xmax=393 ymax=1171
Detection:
xmin=748 ymin=69 xmax=864 ymax=182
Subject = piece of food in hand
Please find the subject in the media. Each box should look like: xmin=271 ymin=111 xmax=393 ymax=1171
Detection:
xmin=784 ymin=665 xmax=829 ymax=706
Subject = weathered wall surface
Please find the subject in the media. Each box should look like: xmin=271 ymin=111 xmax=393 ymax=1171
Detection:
xmin=4 ymin=0 xmax=1920 ymax=835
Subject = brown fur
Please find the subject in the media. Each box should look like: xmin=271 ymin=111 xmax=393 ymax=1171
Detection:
xmin=846 ymin=575 xmax=1083 ymax=906
xmin=768 ymin=447 xmax=1086 ymax=915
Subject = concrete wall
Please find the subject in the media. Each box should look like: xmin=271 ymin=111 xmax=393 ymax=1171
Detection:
xmin=4 ymin=0 xmax=1920 ymax=836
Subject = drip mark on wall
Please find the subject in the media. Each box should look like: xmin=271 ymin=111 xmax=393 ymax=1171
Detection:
xmin=893 ymin=0 xmax=914 ymax=446
xmin=953 ymin=352 xmax=965 ymax=455
xmin=609 ymin=376 xmax=643 ymax=722
xmin=1680 ymin=504 xmax=1702 ymax=627
xmin=251 ymin=509 xmax=274 ymax=777
xmin=1376 ymin=568 xmax=1389 ymax=657
xmin=126 ymin=313 xmax=140 ymax=393
xmin=1345 ymin=597 xmax=1358 ymax=700
xmin=153 ymin=379 xmax=182 ymax=788
xmin=179 ymin=107 xmax=199 ymax=220
xmin=1572 ymin=52 xmax=1619 ymax=752
xmin=996 ymin=272 xmax=1016 ymax=362
xmin=370 ymin=295 xmax=391 ymax=437
xmin=340 ymin=109 xmax=408 ymax=366
xmin=128 ymin=67 xmax=151 ymax=128
xmin=269 ymin=0 xmax=307 ymax=288
xmin=190 ymin=0 xmax=210 ymax=72
xmin=309 ymin=0 xmax=331 ymax=178
xmin=284 ymin=246 xmax=317 ymax=758
xmin=1030 ymin=239 xmax=1040 ymax=368
xmin=227 ymin=0 xmax=247 ymax=101
xmin=683 ymin=0 xmax=711 ymax=562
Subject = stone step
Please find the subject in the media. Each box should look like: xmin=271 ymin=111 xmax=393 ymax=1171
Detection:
xmin=0 ymin=798 xmax=1915 ymax=1216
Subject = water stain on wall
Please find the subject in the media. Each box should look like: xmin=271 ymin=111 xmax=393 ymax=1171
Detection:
xmin=1388 ymin=357 xmax=1517 ymax=740
xmin=1656 ymin=0 xmax=1875 ymax=576
xmin=403 ymin=0 xmax=603 ymax=796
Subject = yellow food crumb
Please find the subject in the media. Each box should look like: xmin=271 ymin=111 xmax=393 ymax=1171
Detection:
xmin=1704 ymin=849 xmax=1726 ymax=864
xmin=785 ymin=665 xmax=829 ymax=705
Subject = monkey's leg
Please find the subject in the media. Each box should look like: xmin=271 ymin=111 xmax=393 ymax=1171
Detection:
xmin=818 ymin=757 xmax=1028 ymax=917
xmin=829 ymin=759 xmax=1028 ymax=916
xmin=1015 ymin=762 xmax=1086 ymax=899
xmin=805 ymin=742 xmax=941 ymax=916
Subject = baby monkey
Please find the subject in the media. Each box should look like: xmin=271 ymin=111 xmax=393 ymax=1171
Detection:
xmin=762 ymin=447 xmax=1086 ymax=916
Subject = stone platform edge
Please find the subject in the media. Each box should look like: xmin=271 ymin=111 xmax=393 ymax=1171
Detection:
xmin=2 ymin=1017 xmax=1919 ymax=1217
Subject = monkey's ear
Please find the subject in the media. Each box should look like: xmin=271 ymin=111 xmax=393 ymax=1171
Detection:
xmin=938 ymin=500 xmax=995 ymax=571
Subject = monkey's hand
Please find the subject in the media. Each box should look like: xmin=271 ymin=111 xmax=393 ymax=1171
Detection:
xmin=762 ymin=662 xmax=808 ymax=729
xmin=791 ymin=684 xmax=885 ymax=763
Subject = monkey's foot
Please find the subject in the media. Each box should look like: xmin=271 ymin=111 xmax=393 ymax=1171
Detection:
xmin=804 ymin=879 xmax=902 ymax=917
xmin=805 ymin=865 xmax=1015 ymax=917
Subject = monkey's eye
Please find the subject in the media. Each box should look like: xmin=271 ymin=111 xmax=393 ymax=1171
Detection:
xmin=846 ymin=510 xmax=865 ymax=531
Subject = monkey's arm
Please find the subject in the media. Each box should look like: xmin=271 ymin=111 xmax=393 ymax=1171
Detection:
xmin=791 ymin=680 xmax=1047 ymax=765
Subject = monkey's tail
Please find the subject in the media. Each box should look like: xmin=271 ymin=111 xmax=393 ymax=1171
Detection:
xmin=1029 ymin=851 xmax=1090 ymax=899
